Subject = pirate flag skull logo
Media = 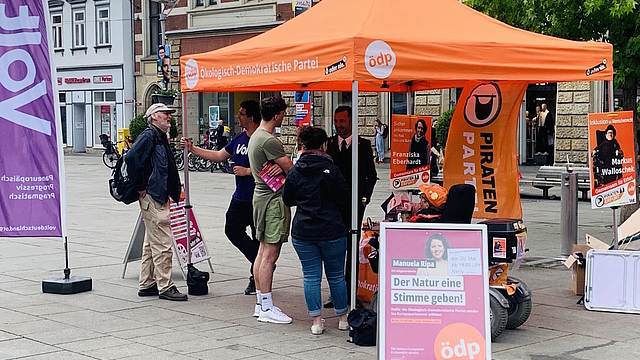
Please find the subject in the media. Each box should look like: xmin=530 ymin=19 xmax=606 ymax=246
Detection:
xmin=464 ymin=83 xmax=502 ymax=127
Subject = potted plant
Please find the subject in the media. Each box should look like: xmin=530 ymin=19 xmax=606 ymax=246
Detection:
xmin=151 ymin=88 xmax=178 ymax=105
xmin=129 ymin=114 xmax=148 ymax=142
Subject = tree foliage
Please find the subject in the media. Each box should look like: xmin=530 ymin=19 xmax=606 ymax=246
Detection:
xmin=464 ymin=0 xmax=638 ymax=94
xmin=435 ymin=107 xmax=455 ymax=150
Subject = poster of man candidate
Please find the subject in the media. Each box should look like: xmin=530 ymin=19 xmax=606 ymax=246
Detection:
xmin=588 ymin=111 xmax=637 ymax=209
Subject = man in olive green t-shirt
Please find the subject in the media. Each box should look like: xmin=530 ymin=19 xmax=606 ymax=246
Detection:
xmin=248 ymin=96 xmax=294 ymax=324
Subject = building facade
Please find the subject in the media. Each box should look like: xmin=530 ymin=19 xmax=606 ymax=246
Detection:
xmin=48 ymin=0 xmax=135 ymax=152
xmin=134 ymin=0 xmax=617 ymax=167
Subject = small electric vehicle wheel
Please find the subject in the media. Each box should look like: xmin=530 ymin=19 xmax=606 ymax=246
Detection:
xmin=490 ymin=294 xmax=508 ymax=341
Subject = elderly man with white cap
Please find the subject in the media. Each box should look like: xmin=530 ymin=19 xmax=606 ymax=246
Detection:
xmin=126 ymin=103 xmax=186 ymax=301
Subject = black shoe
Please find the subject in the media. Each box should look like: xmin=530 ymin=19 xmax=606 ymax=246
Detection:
xmin=159 ymin=286 xmax=188 ymax=301
xmin=138 ymin=284 xmax=159 ymax=297
xmin=244 ymin=276 xmax=256 ymax=295
xmin=323 ymin=296 xmax=334 ymax=308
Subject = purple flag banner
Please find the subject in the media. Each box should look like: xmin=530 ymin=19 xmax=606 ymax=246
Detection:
xmin=0 ymin=0 xmax=65 ymax=237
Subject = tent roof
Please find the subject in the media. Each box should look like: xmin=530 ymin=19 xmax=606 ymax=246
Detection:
xmin=180 ymin=0 xmax=613 ymax=93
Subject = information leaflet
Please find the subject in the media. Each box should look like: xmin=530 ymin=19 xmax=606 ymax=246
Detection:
xmin=170 ymin=190 xmax=210 ymax=268
xmin=587 ymin=111 xmax=637 ymax=209
xmin=379 ymin=223 xmax=490 ymax=360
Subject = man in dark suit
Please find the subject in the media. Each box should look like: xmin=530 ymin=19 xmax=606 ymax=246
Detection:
xmin=324 ymin=105 xmax=378 ymax=307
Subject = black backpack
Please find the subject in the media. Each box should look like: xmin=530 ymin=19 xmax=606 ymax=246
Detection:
xmin=109 ymin=154 xmax=140 ymax=205
xmin=381 ymin=124 xmax=389 ymax=139
xmin=347 ymin=308 xmax=377 ymax=346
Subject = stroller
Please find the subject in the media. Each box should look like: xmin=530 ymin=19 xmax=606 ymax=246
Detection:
xmin=366 ymin=184 xmax=531 ymax=341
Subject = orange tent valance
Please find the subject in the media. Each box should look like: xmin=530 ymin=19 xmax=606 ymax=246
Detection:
xmin=180 ymin=0 xmax=613 ymax=93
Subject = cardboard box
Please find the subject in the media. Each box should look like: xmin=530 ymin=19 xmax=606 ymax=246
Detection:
xmin=564 ymin=235 xmax=609 ymax=295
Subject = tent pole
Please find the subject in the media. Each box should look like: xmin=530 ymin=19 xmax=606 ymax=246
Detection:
xmin=182 ymin=92 xmax=193 ymax=265
xmin=351 ymin=81 xmax=359 ymax=310
xmin=608 ymin=79 xmax=619 ymax=249
xmin=406 ymin=91 xmax=412 ymax=116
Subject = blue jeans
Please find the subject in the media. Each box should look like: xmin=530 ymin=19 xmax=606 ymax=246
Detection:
xmin=375 ymin=134 xmax=384 ymax=161
xmin=292 ymin=237 xmax=348 ymax=317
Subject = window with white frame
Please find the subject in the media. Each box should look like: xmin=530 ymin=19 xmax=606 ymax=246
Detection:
xmin=73 ymin=10 xmax=85 ymax=47
xmin=52 ymin=14 xmax=63 ymax=49
xmin=97 ymin=7 xmax=110 ymax=46
xmin=196 ymin=0 xmax=204 ymax=6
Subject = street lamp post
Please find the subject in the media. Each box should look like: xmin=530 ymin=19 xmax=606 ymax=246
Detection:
xmin=151 ymin=0 xmax=178 ymax=89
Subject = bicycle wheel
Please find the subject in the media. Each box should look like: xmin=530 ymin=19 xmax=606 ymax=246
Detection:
xmin=174 ymin=149 xmax=184 ymax=171
xmin=188 ymin=153 xmax=199 ymax=171
xmin=197 ymin=157 xmax=212 ymax=172
xmin=103 ymin=151 xmax=119 ymax=169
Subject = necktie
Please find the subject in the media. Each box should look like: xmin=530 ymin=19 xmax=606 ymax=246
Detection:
xmin=341 ymin=139 xmax=348 ymax=153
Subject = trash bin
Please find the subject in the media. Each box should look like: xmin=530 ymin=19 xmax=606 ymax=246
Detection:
xmin=117 ymin=128 xmax=130 ymax=153
xmin=480 ymin=219 xmax=527 ymax=263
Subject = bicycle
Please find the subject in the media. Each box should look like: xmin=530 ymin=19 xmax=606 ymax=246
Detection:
xmin=170 ymin=142 xmax=184 ymax=171
xmin=100 ymin=134 xmax=131 ymax=169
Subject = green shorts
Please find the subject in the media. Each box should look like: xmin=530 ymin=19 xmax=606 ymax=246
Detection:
xmin=263 ymin=197 xmax=291 ymax=244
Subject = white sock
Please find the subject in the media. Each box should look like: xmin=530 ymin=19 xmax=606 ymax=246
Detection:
xmin=256 ymin=290 xmax=262 ymax=305
xmin=261 ymin=292 xmax=273 ymax=311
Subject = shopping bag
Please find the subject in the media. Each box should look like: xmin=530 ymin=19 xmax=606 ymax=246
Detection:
xmin=357 ymin=230 xmax=379 ymax=303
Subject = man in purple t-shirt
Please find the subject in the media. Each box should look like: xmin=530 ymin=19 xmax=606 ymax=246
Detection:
xmin=181 ymin=100 xmax=261 ymax=295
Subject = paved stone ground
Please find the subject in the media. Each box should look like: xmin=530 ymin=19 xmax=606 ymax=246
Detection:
xmin=0 ymin=155 xmax=637 ymax=360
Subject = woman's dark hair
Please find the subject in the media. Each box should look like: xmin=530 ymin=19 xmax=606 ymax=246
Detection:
xmin=260 ymin=96 xmax=287 ymax=121
xmin=297 ymin=126 xmax=328 ymax=150
xmin=415 ymin=119 xmax=427 ymax=133
xmin=424 ymin=233 xmax=451 ymax=260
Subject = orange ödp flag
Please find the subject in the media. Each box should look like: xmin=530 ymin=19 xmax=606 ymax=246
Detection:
xmin=444 ymin=81 xmax=527 ymax=219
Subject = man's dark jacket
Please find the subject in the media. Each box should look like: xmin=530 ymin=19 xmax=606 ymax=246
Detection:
xmin=326 ymin=135 xmax=378 ymax=230
xmin=126 ymin=125 xmax=181 ymax=205
xmin=282 ymin=152 xmax=349 ymax=242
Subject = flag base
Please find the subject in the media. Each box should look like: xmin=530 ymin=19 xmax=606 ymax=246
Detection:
xmin=42 ymin=275 xmax=92 ymax=294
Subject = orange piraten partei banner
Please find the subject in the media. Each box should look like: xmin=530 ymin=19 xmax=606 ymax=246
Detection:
xmin=444 ymin=81 xmax=527 ymax=219
xmin=390 ymin=115 xmax=432 ymax=189
xmin=588 ymin=111 xmax=637 ymax=209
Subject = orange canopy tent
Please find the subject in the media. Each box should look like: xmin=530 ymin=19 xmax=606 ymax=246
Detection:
xmin=178 ymin=0 xmax=613 ymax=309
xmin=180 ymin=0 xmax=612 ymax=93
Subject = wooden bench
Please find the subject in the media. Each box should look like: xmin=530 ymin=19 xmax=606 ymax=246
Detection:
xmin=532 ymin=166 xmax=591 ymax=200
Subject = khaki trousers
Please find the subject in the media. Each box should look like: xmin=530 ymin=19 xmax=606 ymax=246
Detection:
xmin=138 ymin=195 xmax=174 ymax=293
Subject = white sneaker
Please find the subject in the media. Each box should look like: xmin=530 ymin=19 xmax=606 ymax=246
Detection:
xmin=311 ymin=319 xmax=325 ymax=335
xmin=253 ymin=304 xmax=261 ymax=317
xmin=257 ymin=306 xmax=292 ymax=324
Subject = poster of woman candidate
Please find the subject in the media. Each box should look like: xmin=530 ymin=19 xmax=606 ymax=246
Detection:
xmin=390 ymin=115 xmax=431 ymax=189
xmin=379 ymin=223 xmax=491 ymax=360
xmin=588 ymin=111 xmax=636 ymax=209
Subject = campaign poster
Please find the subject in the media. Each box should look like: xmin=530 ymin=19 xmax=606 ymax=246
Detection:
xmin=0 ymin=0 xmax=65 ymax=238
xmin=170 ymin=190 xmax=211 ymax=268
xmin=293 ymin=0 xmax=312 ymax=16
xmin=444 ymin=82 xmax=527 ymax=219
xmin=295 ymin=91 xmax=311 ymax=126
xmin=157 ymin=44 xmax=170 ymax=81
xmin=390 ymin=115 xmax=432 ymax=189
xmin=588 ymin=111 xmax=637 ymax=209
xmin=379 ymin=223 xmax=491 ymax=360
xmin=209 ymin=106 xmax=220 ymax=128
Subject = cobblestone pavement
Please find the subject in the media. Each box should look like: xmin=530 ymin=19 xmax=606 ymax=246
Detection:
xmin=0 ymin=155 xmax=636 ymax=360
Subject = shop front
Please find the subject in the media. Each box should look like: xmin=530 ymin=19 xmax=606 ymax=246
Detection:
xmin=56 ymin=66 xmax=125 ymax=152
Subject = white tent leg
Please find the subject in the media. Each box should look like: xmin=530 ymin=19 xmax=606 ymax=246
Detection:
xmin=351 ymin=81 xmax=359 ymax=310
xmin=182 ymin=93 xmax=192 ymax=264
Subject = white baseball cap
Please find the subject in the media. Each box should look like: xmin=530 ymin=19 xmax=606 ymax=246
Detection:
xmin=145 ymin=103 xmax=176 ymax=118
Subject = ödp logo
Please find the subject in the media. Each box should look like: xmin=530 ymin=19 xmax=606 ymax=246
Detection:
xmin=364 ymin=40 xmax=396 ymax=79
xmin=434 ymin=323 xmax=486 ymax=360
xmin=463 ymin=83 xmax=502 ymax=127
xmin=184 ymin=58 xmax=199 ymax=89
